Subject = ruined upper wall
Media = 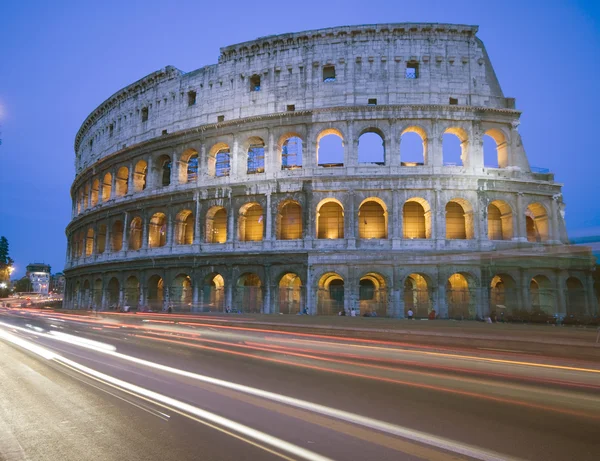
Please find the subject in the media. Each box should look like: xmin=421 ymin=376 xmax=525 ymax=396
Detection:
xmin=74 ymin=23 xmax=510 ymax=172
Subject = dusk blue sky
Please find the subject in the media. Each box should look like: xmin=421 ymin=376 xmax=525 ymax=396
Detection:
xmin=1 ymin=0 xmax=599 ymax=277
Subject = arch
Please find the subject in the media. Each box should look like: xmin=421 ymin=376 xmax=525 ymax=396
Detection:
xmin=106 ymin=277 xmax=120 ymax=309
xmin=404 ymin=273 xmax=432 ymax=318
xmin=208 ymin=142 xmax=230 ymax=177
xmin=489 ymin=274 xmax=518 ymax=316
xmin=147 ymin=275 xmax=164 ymax=311
xmin=488 ymin=200 xmax=513 ymax=240
xmin=238 ymin=203 xmax=264 ymax=242
xmin=235 ymin=273 xmax=263 ymax=313
xmin=156 ymin=155 xmax=172 ymax=187
xmin=359 ymin=272 xmax=387 ymax=316
xmin=179 ymin=149 xmax=199 ymax=184
xmin=483 ymin=129 xmax=509 ymax=168
xmin=357 ymin=129 xmax=385 ymax=165
xmin=133 ymin=160 xmax=148 ymax=192
xmin=205 ymin=206 xmax=227 ymax=243
xmin=316 ymin=198 xmax=344 ymax=239
xmin=443 ymin=127 xmax=468 ymax=166
xmin=129 ymin=217 xmax=143 ymax=250
xmin=566 ymin=276 xmax=586 ymax=317
xmin=280 ymin=134 xmax=303 ymax=170
xmin=201 ymin=273 xmax=225 ymax=312
xmin=278 ymin=273 xmax=303 ymax=314
xmin=97 ymin=224 xmax=107 ymax=254
xmin=85 ymin=228 xmax=94 ymax=257
xmin=175 ymin=209 xmax=194 ymax=245
xmin=358 ymin=198 xmax=388 ymax=239
xmin=316 ymin=128 xmax=344 ymax=167
xmin=526 ymin=203 xmax=549 ymax=242
xmin=446 ymin=272 xmax=476 ymax=319
xmin=125 ymin=276 xmax=140 ymax=309
xmin=102 ymin=172 xmax=112 ymax=201
xmin=91 ymin=179 xmax=100 ymax=207
xmin=115 ymin=166 xmax=128 ymax=196
xmin=276 ymin=200 xmax=302 ymax=240
xmin=403 ymin=197 xmax=431 ymax=239
xmin=446 ymin=199 xmax=474 ymax=240
xmin=400 ymin=126 xmax=427 ymax=166
xmin=111 ymin=220 xmax=123 ymax=251
xmin=317 ymin=272 xmax=344 ymax=315
xmin=148 ymin=212 xmax=167 ymax=248
xmin=246 ymin=137 xmax=265 ymax=174
xmin=171 ymin=273 xmax=193 ymax=311
xmin=530 ymin=275 xmax=555 ymax=315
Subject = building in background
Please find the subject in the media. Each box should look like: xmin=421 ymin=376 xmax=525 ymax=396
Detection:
xmin=51 ymin=272 xmax=66 ymax=294
xmin=26 ymin=263 xmax=51 ymax=295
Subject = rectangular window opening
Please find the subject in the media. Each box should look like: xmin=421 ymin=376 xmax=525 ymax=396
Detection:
xmin=405 ymin=62 xmax=418 ymax=79
xmin=109 ymin=124 xmax=114 ymax=137
xmin=250 ymin=74 xmax=261 ymax=91
xmin=449 ymin=97 xmax=458 ymax=105
xmin=141 ymin=107 xmax=149 ymax=122
xmin=217 ymin=115 xmax=225 ymax=123
xmin=368 ymin=98 xmax=377 ymax=105
xmin=188 ymin=91 xmax=197 ymax=106
xmin=286 ymin=104 xmax=295 ymax=112
xmin=323 ymin=65 xmax=336 ymax=82
xmin=162 ymin=129 xmax=168 ymax=136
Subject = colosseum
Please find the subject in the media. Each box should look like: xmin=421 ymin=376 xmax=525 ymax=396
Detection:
xmin=64 ymin=23 xmax=598 ymax=320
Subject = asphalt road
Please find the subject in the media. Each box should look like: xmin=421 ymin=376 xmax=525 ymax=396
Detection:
xmin=0 ymin=308 xmax=599 ymax=461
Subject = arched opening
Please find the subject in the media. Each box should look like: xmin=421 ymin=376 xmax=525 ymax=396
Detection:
xmin=483 ymin=129 xmax=508 ymax=168
xmin=157 ymin=155 xmax=172 ymax=187
xmin=316 ymin=199 xmax=344 ymax=239
xmin=358 ymin=199 xmax=387 ymax=239
xmin=278 ymin=273 xmax=303 ymax=314
xmin=128 ymin=217 xmax=143 ymax=250
xmin=77 ymin=232 xmax=84 ymax=257
xmin=115 ymin=167 xmax=128 ymax=196
xmin=443 ymin=128 xmax=468 ymax=166
xmin=102 ymin=173 xmax=112 ymax=201
xmin=148 ymin=213 xmax=167 ymax=248
xmin=235 ymin=273 xmax=263 ymax=313
xmin=179 ymin=149 xmax=198 ymax=184
xmin=125 ymin=276 xmax=140 ymax=310
xmin=147 ymin=275 xmax=164 ymax=311
xmin=133 ymin=160 xmax=148 ymax=192
xmin=317 ymin=272 xmax=344 ymax=315
xmin=205 ymin=206 xmax=227 ymax=243
xmin=489 ymin=274 xmax=517 ymax=318
xmin=238 ymin=203 xmax=264 ymax=242
xmin=526 ymin=203 xmax=549 ymax=242
xmin=446 ymin=199 xmax=473 ymax=240
xmin=93 ymin=278 xmax=102 ymax=309
xmin=175 ymin=210 xmax=194 ymax=245
xmin=76 ymin=189 xmax=83 ymax=214
xmin=276 ymin=201 xmax=302 ymax=240
xmin=446 ymin=273 xmax=476 ymax=319
xmin=246 ymin=137 xmax=265 ymax=174
xmin=85 ymin=228 xmax=94 ymax=257
xmin=91 ymin=179 xmax=100 ymax=207
xmin=97 ymin=224 xmax=106 ymax=254
xmin=530 ymin=275 xmax=555 ymax=315
xmin=280 ymin=135 xmax=303 ymax=170
xmin=317 ymin=129 xmax=344 ymax=167
xmin=400 ymin=127 xmax=427 ymax=166
xmin=107 ymin=277 xmax=120 ymax=310
xmin=208 ymin=143 xmax=231 ymax=177
xmin=359 ymin=273 xmax=387 ymax=316
xmin=357 ymin=130 xmax=385 ymax=165
xmin=566 ymin=277 xmax=586 ymax=317
xmin=201 ymin=273 xmax=225 ymax=312
xmin=487 ymin=200 xmax=513 ymax=240
xmin=403 ymin=198 xmax=431 ymax=239
xmin=404 ymin=274 xmax=432 ymax=318
xmin=171 ymin=274 xmax=193 ymax=312
xmin=83 ymin=184 xmax=90 ymax=210
xmin=111 ymin=220 xmax=123 ymax=251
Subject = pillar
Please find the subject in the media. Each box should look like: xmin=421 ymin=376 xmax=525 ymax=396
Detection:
xmin=515 ymin=192 xmax=527 ymax=242
xmin=263 ymin=267 xmax=271 ymax=314
xmin=194 ymin=193 xmax=202 ymax=245
xmin=141 ymin=215 xmax=149 ymax=250
xmin=265 ymin=192 xmax=272 ymax=246
xmin=166 ymin=213 xmax=174 ymax=247
xmin=122 ymin=212 xmax=129 ymax=252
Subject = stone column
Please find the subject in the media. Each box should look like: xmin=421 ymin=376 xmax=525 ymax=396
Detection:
xmin=515 ymin=192 xmax=527 ymax=242
xmin=345 ymin=121 xmax=356 ymax=167
xmin=265 ymin=191 xmax=272 ymax=246
xmin=141 ymin=214 xmax=149 ymax=250
xmin=266 ymin=130 xmax=276 ymax=178
xmin=122 ymin=212 xmax=129 ymax=252
xmin=227 ymin=195 xmax=235 ymax=244
xmin=127 ymin=161 xmax=135 ymax=193
xmin=225 ymin=269 xmax=233 ymax=311
xmin=170 ymin=151 xmax=179 ymax=186
xmin=551 ymin=196 xmax=561 ymax=243
xmin=436 ymin=270 xmax=448 ymax=319
xmin=433 ymin=187 xmax=444 ymax=246
xmin=468 ymin=122 xmax=484 ymax=170
xmin=263 ymin=267 xmax=271 ymax=314
xmin=87 ymin=181 xmax=93 ymax=209
xmin=389 ymin=122 xmax=400 ymax=167
xmin=110 ymin=169 xmax=117 ymax=199
xmin=556 ymin=270 xmax=568 ymax=318
xmin=392 ymin=189 xmax=401 ymax=247
xmin=519 ymin=270 xmax=531 ymax=312
xmin=585 ymin=273 xmax=598 ymax=315
xmin=231 ymin=138 xmax=240 ymax=179
xmin=346 ymin=190 xmax=356 ymax=248
xmin=166 ymin=212 xmax=174 ymax=247
xmin=194 ymin=193 xmax=202 ymax=245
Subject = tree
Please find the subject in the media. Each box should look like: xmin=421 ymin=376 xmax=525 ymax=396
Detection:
xmin=15 ymin=277 xmax=32 ymax=293
xmin=0 ymin=236 xmax=14 ymax=286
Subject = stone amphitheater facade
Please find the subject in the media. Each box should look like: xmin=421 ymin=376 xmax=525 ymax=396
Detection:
xmin=64 ymin=23 xmax=598 ymax=319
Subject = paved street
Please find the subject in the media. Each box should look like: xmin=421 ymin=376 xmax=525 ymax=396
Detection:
xmin=1 ymin=308 xmax=599 ymax=461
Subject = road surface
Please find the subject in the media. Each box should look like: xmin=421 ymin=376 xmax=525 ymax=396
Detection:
xmin=0 ymin=308 xmax=598 ymax=461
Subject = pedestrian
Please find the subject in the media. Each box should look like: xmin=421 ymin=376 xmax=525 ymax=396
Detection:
xmin=407 ymin=308 xmax=414 ymax=320
xmin=428 ymin=309 xmax=436 ymax=320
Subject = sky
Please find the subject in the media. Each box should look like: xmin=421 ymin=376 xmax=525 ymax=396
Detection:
xmin=0 ymin=0 xmax=599 ymax=277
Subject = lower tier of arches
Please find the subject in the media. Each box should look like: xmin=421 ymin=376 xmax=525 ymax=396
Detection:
xmin=63 ymin=255 xmax=598 ymax=320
